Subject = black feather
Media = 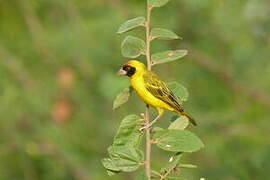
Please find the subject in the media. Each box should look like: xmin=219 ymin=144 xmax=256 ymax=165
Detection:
xmin=123 ymin=65 xmax=136 ymax=77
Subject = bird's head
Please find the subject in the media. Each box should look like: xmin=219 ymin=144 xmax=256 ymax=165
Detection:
xmin=117 ymin=60 xmax=146 ymax=77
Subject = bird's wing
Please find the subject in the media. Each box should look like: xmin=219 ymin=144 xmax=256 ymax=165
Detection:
xmin=143 ymin=71 xmax=184 ymax=112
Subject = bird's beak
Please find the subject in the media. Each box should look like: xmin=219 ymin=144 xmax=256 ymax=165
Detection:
xmin=117 ymin=68 xmax=127 ymax=76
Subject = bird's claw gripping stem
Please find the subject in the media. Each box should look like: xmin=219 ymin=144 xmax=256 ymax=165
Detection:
xmin=140 ymin=123 xmax=153 ymax=131
xmin=140 ymin=114 xmax=163 ymax=131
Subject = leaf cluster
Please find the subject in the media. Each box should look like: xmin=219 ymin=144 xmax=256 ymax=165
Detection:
xmin=102 ymin=115 xmax=203 ymax=178
xmin=118 ymin=1 xmax=187 ymax=65
xmin=102 ymin=115 xmax=144 ymax=175
xmin=103 ymin=0 xmax=204 ymax=179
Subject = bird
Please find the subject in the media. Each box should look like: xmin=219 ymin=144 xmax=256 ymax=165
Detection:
xmin=117 ymin=60 xmax=197 ymax=130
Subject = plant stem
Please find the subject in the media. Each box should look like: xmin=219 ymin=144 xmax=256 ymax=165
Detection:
xmin=160 ymin=168 xmax=174 ymax=180
xmin=146 ymin=6 xmax=152 ymax=71
xmin=145 ymin=4 xmax=152 ymax=180
xmin=145 ymin=106 xmax=151 ymax=180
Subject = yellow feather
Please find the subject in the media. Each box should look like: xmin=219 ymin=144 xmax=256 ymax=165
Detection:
xmin=131 ymin=74 xmax=174 ymax=113
xmin=121 ymin=60 xmax=197 ymax=126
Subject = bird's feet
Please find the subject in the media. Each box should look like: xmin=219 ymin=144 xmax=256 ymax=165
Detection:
xmin=139 ymin=122 xmax=153 ymax=131
xmin=139 ymin=113 xmax=148 ymax=131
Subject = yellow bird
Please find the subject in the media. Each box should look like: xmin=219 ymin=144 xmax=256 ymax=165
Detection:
xmin=117 ymin=60 xmax=197 ymax=130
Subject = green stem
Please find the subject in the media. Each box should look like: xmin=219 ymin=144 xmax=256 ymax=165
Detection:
xmin=160 ymin=169 xmax=174 ymax=180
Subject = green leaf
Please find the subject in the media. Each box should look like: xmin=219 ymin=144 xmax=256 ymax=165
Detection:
xmin=117 ymin=17 xmax=146 ymax=34
xmin=135 ymin=170 xmax=148 ymax=180
xmin=113 ymin=115 xmax=143 ymax=147
xmin=103 ymin=146 xmax=144 ymax=172
xmin=152 ymin=50 xmax=187 ymax=65
xmin=107 ymin=170 xmax=119 ymax=176
xmin=167 ymin=82 xmax=189 ymax=102
xmin=109 ymin=157 xmax=141 ymax=172
xmin=151 ymin=28 xmax=181 ymax=40
xmin=148 ymin=0 xmax=170 ymax=7
xmin=121 ymin=36 xmax=146 ymax=58
xmin=160 ymin=153 xmax=182 ymax=175
xmin=102 ymin=158 xmax=120 ymax=172
xmin=168 ymin=116 xmax=189 ymax=130
xmin=113 ymin=87 xmax=132 ymax=110
xmin=108 ymin=146 xmax=144 ymax=162
xmin=154 ymin=130 xmax=204 ymax=152
xmin=152 ymin=127 xmax=167 ymax=140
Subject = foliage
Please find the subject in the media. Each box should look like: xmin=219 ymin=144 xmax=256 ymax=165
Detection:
xmin=103 ymin=0 xmax=204 ymax=179
xmin=151 ymin=28 xmax=181 ymax=40
xmin=121 ymin=36 xmax=146 ymax=58
xmin=113 ymin=87 xmax=133 ymax=110
xmin=117 ymin=17 xmax=146 ymax=34
xmin=154 ymin=130 xmax=203 ymax=152
xmin=0 ymin=0 xmax=269 ymax=179
xmin=151 ymin=50 xmax=187 ymax=65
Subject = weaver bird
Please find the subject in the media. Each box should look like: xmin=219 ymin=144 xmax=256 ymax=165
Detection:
xmin=117 ymin=60 xmax=197 ymax=130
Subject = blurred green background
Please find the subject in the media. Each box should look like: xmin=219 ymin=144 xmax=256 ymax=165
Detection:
xmin=0 ymin=0 xmax=270 ymax=179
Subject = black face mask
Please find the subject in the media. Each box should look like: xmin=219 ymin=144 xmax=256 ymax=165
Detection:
xmin=123 ymin=65 xmax=136 ymax=77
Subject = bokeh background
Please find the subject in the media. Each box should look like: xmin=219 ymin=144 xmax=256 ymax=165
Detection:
xmin=0 ymin=0 xmax=270 ymax=179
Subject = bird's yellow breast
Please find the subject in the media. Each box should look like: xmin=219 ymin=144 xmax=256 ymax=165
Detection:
xmin=130 ymin=74 xmax=174 ymax=111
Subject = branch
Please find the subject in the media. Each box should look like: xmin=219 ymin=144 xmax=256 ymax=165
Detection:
xmin=144 ymin=106 xmax=151 ymax=180
xmin=146 ymin=6 xmax=153 ymax=71
xmin=145 ymin=4 xmax=153 ymax=180
xmin=185 ymin=45 xmax=270 ymax=109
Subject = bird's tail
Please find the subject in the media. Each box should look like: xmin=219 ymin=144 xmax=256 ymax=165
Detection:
xmin=177 ymin=111 xmax=197 ymax=126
